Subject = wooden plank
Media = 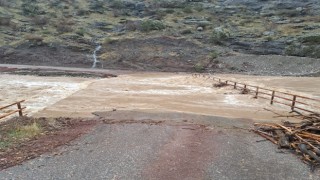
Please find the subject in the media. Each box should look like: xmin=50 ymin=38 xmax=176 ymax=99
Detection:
xmin=270 ymin=91 xmax=275 ymax=105
xmin=210 ymin=76 xmax=320 ymax=114
xmin=0 ymin=107 xmax=26 ymax=119
xmin=0 ymin=100 xmax=25 ymax=111
xmin=17 ymin=103 xmax=23 ymax=116
xmin=291 ymin=95 xmax=296 ymax=111
xmin=255 ymin=87 xmax=259 ymax=98
xmin=272 ymin=100 xmax=292 ymax=107
xmin=273 ymin=95 xmax=293 ymax=102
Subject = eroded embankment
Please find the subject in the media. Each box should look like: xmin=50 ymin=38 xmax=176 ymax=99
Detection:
xmin=1 ymin=37 xmax=320 ymax=76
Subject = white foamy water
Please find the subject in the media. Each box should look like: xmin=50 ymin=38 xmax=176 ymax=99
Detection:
xmin=0 ymin=75 xmax=91 ymax=117
xmin=223 ymin=95 xmax=239 ymax=105
xmin=92 ymin=45 xmax=102 ymax=68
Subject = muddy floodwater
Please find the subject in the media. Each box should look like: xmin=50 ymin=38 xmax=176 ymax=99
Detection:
xmin=1 ymin=73 xmax=318 ymax=121
xmin=0 ymin=75 xmax=92 ymax=117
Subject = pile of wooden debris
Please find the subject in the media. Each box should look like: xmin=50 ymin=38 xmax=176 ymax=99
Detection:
xmin=254 ymin=112 xmax=320 ymax=171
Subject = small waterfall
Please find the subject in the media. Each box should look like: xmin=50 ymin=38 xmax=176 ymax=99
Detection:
xmin=92 ymin=45 xmax=101 ymax=68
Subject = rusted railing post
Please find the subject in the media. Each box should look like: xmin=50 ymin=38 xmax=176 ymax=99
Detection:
xmin=255 ymin=87 xmax=259 ymax=98
xmin=270 ymin=91 xmax=275 ymax=104
xmin=291 ymin=95 xmax=297 ymax=111
xmin=17 ymin=102 xmax=23 ymax=116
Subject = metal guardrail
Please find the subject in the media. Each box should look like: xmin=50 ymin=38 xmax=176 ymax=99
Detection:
xmin=0 ymin=100 xmax=26 ymax=120
xmin=193 ymin=74 xmax=320 ymax=115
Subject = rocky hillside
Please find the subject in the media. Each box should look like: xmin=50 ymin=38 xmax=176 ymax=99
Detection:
xmin=0 ymin=0 xmax=320 ymax=74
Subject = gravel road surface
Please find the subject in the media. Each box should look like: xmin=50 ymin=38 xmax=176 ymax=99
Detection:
xmin=0 ymin=113 xmax=318 ymax=180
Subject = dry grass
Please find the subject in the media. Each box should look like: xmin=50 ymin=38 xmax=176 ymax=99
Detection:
xmin=7 ymin=122 xmax=42 ymax=141
xmin=0 ymin=122 xmax=42 ymax=149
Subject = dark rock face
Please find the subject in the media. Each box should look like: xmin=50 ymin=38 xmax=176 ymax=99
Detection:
xmin=220 ymin=0 xmax=320 ymax=15
xmin=230 ymin=41 xmax=286 ymax=55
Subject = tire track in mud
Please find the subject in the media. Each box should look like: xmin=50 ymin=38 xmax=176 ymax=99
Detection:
xmin=143 ymin=124 xmax=219 ymax=180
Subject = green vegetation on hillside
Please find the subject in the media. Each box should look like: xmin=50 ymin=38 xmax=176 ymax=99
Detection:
xmin=0 ymin=0 xmax=319 ymax=59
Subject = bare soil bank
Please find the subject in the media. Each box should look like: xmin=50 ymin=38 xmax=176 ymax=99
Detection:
xmin=0 ymin=117 xmax=98 ymax=170
xmin=1 ymin=37 xmax=319 ymax=76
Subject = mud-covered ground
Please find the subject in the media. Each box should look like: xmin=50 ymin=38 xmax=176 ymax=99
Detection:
xmin=1 ymin=37 xmax=320 ymax=76
xmin=0 ymin=117 xmax=97 ymax=170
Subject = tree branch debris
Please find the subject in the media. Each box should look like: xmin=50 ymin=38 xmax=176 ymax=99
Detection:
xmin=253 ymin=111 xmax=320 ymax=171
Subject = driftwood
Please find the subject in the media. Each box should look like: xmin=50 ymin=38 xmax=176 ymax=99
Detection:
xmin=213 ymin=82 xmax=228 ymax=88
xmin=254 ymin=110 xmax=320 ymax=171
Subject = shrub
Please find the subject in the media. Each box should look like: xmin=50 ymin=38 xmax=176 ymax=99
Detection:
xmin=32 ymin=16 xmax=49 ymax=26
xmin=210 ymin=28 xmax=230 ymax=45
xmin=89 ymin=0 xmax=105 ymax=13
xmin=276 ymin=9 xmax=300 ymax=17
xmin=21 ymin=1 xmax=43 ymax=16
xmin=56 ymin=19 xmax=75 ymax=33
xmin=285 ymin=44 xmax=320 ymax=58
xmin=76 ymin=28 xmax=86 ymax=36
xmin=155 ymin=10 xmax=167 ymax=20
xmin=158 ymin=1 xmax=186 ymax=8
xmin=112 ymin=9 xmax=125 ymax=17
xmin=48 ymin=12 xmax=58 ymax=18
xmin=194 ymin=4 xmax=204 ymax=12
xmin=181 ymin=29 xmax=192 ymax=35
xmin=125 ymin=20 xmax=139 ymax=31
xmin=182 ymin=6 xmax=193 ymax=13
xmin=140 ymin=20 xmax=165 ymax=32
xmin=49 ymin=0 xmax=61 ymax=8
xmin=164 ymin=9 xmax=175 ymax=14
xmin=285 ymin=44 xmax=305 ymax=57
xmin=0 ymin=16 xmax=11 ymax=26
xmin=209 ymin=50 xmax=219 ymax=59
xmin=300 ymin=35 xmax=320 ymax=45
xmin=102 ymin=37 xmax=118 ymax=45
xmin=194 ymin=62 xmax=205 ymax=72
xmin=265 ymin=36 xmax=273 ymax=41
xmin=56 ymin=24 xmax=73 ymax=33
xmin=76 ymin=9 xmax=90 ymax=16
xmin=0 ymin=0 xmax=12 ymax=7
xmin=42 ymin=30 xmax=51 ymax=34
xmin=110 ymin=0 xmax=125 ymax=9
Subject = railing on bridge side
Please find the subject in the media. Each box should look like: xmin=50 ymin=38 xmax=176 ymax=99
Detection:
xmin=193 ymin=74 xmax=320 ymax=115
xmin=0 ymin=100 xmax=26 ymax=120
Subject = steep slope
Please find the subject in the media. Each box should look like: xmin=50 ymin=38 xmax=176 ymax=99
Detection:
xmin=0 ymin=0 xmax=320 ymax=74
